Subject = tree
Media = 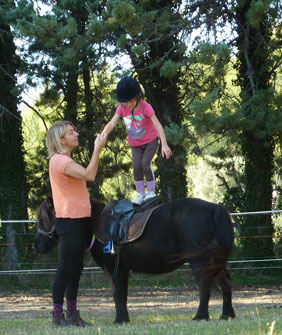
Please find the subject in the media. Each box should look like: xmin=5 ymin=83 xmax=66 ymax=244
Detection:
xmin=234 ymin=0 xmax=282 ymax=257
xmin=185 ymin=0 xmax=282 ymax=258
xmin=0 ymin=0 xmax=28 ymax=269
xmin=8 ymin=0 xmax=282 ymax=262
xmin=12 ymin=0 xmax=121 ymax=201
xmin=13 ymin=0 xmax=190 ymax=203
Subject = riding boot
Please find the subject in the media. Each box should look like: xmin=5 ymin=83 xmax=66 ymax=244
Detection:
xmin=52 ymin=312 xmax=71 ymax=327
xmin=66 ymin=310 xmax=92 ymax=327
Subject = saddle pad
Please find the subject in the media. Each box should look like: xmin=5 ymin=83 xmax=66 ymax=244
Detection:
xmin=95 ymin=205 xmax=161 ymax=244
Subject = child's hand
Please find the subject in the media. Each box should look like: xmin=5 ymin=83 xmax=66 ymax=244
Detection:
xmin=101 ymin=130 xmax=108 ymax=139
xmin=161 ymin=145 xmax=172 ymax=159
xmin=94 ymin=133 xmax=107 ymax=150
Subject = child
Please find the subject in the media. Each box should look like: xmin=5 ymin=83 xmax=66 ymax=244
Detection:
xmin=101 ymin=77 xmax=172 ymax=205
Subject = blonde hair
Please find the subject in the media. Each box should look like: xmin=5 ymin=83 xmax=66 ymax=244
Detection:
xmin=46 ymin=121 xmax=75 ymax=158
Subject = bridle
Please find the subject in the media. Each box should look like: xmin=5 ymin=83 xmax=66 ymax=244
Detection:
xmin=37 ymin=224 xmax=56 ymax=239
xmin=36 ymin=198 xmax=100 ymax=251
xmin=36 ymin=199 xmax=57 ymax=239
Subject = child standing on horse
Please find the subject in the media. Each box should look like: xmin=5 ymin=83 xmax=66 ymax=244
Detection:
xmin=101 ymin=76 xmax=172 ymax=205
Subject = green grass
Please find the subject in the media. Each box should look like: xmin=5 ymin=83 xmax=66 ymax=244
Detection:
xmin=0 ymin=307 xmax=281 ymax=335
xmin=1 ymin=270 xmax=281 ymax=335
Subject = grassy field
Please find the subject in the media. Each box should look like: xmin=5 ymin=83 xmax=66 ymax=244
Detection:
xmin=0 ymin=269 xmax=281 ymax=334
xmin=0 ymin=306 xmax=281 ymax=335
xmin=0 ymin=283 xmax=281 ymax=335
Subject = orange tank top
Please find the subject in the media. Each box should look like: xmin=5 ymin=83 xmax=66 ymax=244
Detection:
xmin=49 ymin=153 xmax=91 ymax=218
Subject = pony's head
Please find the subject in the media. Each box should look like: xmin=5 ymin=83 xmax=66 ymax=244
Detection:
xmin=34 ymin=197 xmax=106 ymax=253
xmin=34 ymin=197 xmax=58 ymax=253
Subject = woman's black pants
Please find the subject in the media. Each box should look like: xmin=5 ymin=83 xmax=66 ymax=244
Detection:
xmin=53 ymin=217 xmax=91 ymax=305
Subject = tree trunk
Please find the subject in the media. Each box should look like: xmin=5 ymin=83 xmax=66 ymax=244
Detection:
xmin=236 ymin=1 xmax=274 ymax=257
xmin=64 ymin=69 xmax=79 ymax=123
xmin=82 ymin=66 xmax=102 ymax=198
xmin=0 ymin=19 xmax=28 ymax=269
xmin=241 ymin=133 xmax=274 ymax=257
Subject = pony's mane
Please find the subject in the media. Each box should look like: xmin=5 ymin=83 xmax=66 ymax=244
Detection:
xmin=37 ymin=197 xmax=55 ymax=227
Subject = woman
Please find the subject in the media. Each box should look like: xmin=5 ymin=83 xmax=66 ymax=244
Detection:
xmin=101 ymin=77 xmax=172 ymax=205
xmin=46 ymin=121 xmax=106 ymax=327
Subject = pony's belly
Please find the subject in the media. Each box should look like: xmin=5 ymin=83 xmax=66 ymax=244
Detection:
xmin=127 ymin=259 xmax=184 ymax=274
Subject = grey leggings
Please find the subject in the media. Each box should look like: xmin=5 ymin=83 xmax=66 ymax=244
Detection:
xmin=131 ymin=137 xmax=159 ymax=181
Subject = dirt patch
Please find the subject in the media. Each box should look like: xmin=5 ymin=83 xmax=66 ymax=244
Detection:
xmin=0 ymin=285 xmax=281 ymax=321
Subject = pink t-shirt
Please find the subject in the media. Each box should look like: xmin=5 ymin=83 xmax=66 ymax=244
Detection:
xmin=49 ymin=153 xmax=91 ymax=218
xmin=116 ymin=100 xmax=158 ymax=146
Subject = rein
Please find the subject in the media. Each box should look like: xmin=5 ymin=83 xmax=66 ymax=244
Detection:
xmin=37 ymin=224 xmax=96 ymax=251
xmin=87 ymin=234 xmax=95 ymax=252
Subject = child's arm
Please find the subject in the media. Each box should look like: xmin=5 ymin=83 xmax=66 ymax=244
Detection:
xmin=150 ymin=114 xmax=172 ymax=159
xmin=101 ymin=113 xmax=121 ymax=138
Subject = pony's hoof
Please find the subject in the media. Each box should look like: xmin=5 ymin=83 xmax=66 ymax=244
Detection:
xmin=220 ymin=313 xmax=236 ymax=320
xmin=220 ymin=314 xmax=229 ymax=320
xmin=220 ymin=310 xmax=236 ymax=320
xmin=114 ymin=319 xmax=129 ymax=324
xmin=192 ymin=315 xmax=210 ymax=321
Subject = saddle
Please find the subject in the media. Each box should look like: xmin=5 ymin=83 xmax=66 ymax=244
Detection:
xmin=95 ymin=197 xmax=163 ymax=253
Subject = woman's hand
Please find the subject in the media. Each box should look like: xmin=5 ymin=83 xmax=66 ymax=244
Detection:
xmin=94 ymin=133 xmax=107 ymax=151
xmin=64 ymin=133 xmax=107 ymax=181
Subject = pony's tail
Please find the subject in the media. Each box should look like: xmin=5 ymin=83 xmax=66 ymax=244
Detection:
xmin=205 ymin=205 xmax=234 ymax=279
xmin=213 ymin=204 xmax=234 ymax=254
xmin=175 ymin=204 xmax=234 ymax=279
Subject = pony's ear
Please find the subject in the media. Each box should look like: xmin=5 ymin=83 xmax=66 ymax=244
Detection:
xmin=47 ymin=196 xmax=54 ymax=210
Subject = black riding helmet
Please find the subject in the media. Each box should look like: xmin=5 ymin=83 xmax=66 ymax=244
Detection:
xmin=116 ymin=77 xmax=141 ymax=102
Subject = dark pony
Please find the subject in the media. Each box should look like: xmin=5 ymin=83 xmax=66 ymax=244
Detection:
xmin=34 ymin=197 xmax=235 ymax=323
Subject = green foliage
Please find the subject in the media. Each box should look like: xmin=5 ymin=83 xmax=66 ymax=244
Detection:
xmin=164 ymin=122 xmax=189 ymax=147
xmin=23 ymin=111 xmax=51 ymax=213
xmin=273 ymin=215 xmax=282 ymax=257
xmin=191 ymin=89 xmax=220 ymax=116
xmin=185 ymin=0 xmax=282 ymax=258
xmin=246 ymin=0 xmax=272 ymax=28
xmin=193 ymin=43 xmax=231 ymax=67
xmin=156 ymin=9 xmax=170 ymax=31
xmin=0 ymin=4 xmax=29 ymax=270
xmin=57 ymin=17 xmax=78 ymax=39
xmin=160 ymin=60 xmax=180 ymax=78
xmin=112 ymin=1 xmax=136 ymax=28
xmin=87 ymin=15 xmax=105 ymax=42
xmin=131 ymin=44 xmax=147 ymax=57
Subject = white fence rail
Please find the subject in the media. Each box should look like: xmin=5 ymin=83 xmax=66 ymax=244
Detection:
xmin=0 ymin=209 xmax=281 ymax=276
xmin=1 ymin=259 xmax=282 ymax=276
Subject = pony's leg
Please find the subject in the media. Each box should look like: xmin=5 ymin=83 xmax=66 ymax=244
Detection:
xmin=106 ymin=265 xmax=130 ymax=323
xmin=114 ymin=267 xmax=130 ymax=323
xmin=190 ymin=261 xmax=212 ymax=321
xmin=91 ymin=243 xmax=130 ymax=323
xmin=217 ymin=268 xmax=236 ymax=320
